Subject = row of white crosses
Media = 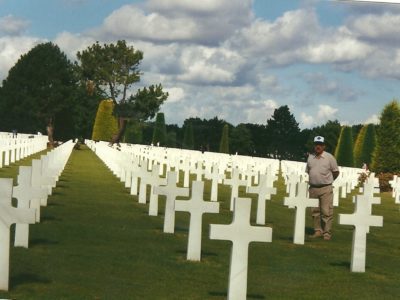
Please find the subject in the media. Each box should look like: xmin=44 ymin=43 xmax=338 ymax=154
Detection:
xmin=281 ymin=161 xmax=385 ymax=272
xmin=0 ymin=133 xmax=48 ymax=168
xmin=0 ymin=139 xmax=75 ymax=291
xmin=389 ymin=175 xmax=400 ymax=204
xmin=281 ymin=159 xmax=364 ymax=207
xmin=87 ymin=140 xmax=387 ymax=298
xmin=88 ymin=140 xmax=278 ymax=300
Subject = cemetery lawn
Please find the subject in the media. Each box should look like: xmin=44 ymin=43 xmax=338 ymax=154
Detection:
xmin=1 ymin=146 xmax=400 ymax=299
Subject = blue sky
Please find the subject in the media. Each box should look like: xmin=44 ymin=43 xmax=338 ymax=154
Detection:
xmin=0 ymin=0 xmax=399 ymax=127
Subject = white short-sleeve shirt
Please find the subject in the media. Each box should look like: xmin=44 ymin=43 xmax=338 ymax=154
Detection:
xmin=306 ymin=151 xmax=339 ymax=185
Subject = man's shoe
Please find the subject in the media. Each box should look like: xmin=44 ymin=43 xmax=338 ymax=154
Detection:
xmin=309 ymin=230 xmax=323 ymax=238
xmin=323 ymin=233 xmax=331 ymax=241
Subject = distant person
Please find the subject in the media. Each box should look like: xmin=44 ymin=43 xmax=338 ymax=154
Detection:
xmin=12 ymin=129 xmax=17 ymax=138
xmin=306 ymin=136 xmax=339 ymax=241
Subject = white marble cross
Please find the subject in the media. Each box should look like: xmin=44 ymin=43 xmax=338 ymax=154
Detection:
xmin=182 ymin=158 xmax=191 ymax=188
xmin=338 ymin=195 xmax=383 ymax=272
xmin=224 ymin=168 xmax=247 ymax=211
xmin=13 ymin=166 xmax=47 ymax=247
xmin=138 ymin=163 xmax=152 ymax=204
xmin=153 ymin=171 xmax=190 ymax=233
xmin=246 ymin=174 xmax=277 ymax=225
xmin=286 ymin=173 xmax=299 ymax=197
xmin=204 ymin=163 xmax=224 ymax=202
xmin=175 ymin=181 xmax=219 ymax=261
xmin=148 ymin=165 xmax=167 ymax=216
xmin=284 ymin=182 xmax=319 ymax=244
xmin=210 ymin=197 xmax=272 ymax=300
xmin=31 ymin=159 xmax=56 ymax=199
xmin=0 ymin=178 xmax=35 ymax=291
xmin=129 ymin=162 xmax=140 ymax=196
xmin=193 ymin=161 xmax=205 ymax=181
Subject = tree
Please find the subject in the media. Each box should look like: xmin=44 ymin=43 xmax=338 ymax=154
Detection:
xmin=0 ymin=42 xmax=97 ymax=142
xmin=92 ymin=100 xmax=119 ymax=141
xmin=266 ymin=105 xmax=302 ymax=160
xmin=219 ymin=124 xmax=230 ymax=154
xmin=230 ymin=124 xmax=254 ymax=155
xmin=166 ymin=131 xmax=177 ymax=148
xmin=335 ymin=126 xmax=354 ymax=167
xmin=306 ymin=120 xmax=341 ymax=154
xmin=354 ymin=123 xmax=376 ymax=168
xmin=76 ymin=40 xmax=168 ymax=144
xmin=372 ymin=100 xmax=400 ymax=172
xmin=152 ymin=112 xmax=167 ymax=145
xmin=124 ymin=120 xmax=143 ymax=144
xmin=244 ymin=123 xmax=269 ymax=157
xmin=183 ymin=121 xmax=194 ymax=150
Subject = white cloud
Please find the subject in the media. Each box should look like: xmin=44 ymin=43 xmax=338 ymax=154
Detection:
xmin=0 ymin=15 xmax=29 ymax=36
xmin=164 ymin=87 xmax=185 ymax=103
xmin=347 ymin=12 xmax=400 ymax=43
xmin=93 ymin=0 xmax=252 ymax=45
xmin=301 ymin=112 xmax=314 ymax=127
xmin=317 ymin=104 xmax=338 ymax=121
xmin=176 ymin=46 xmax=245 ymax=85
xmin=0 ymin=36 xmax=45 ymax=80
xmin=54 ymin=31 xmax=96 ymax=59
xmin=364 ymin=114 xmax=380 ymax=124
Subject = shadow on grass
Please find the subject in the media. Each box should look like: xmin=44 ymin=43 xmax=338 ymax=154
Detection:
xmin=175 ymin=250 xmax=218 ymax=257
xmin=47 ymin=202 xmax=63 ymax=207
xmin=30 ymin=238 xmax=59 ymax=247
xmin=209 ymin=291 xmax=265 ymax=299
xmin=330 ymin=261 xmax=350 ymax=269
xmin=175 ymin=227 xmax=189 ymax=233
xmin=41 ymin=215 xmax=61 ymax=223
xmin=305 ymin=227 xmax=314 ymax=235
xmin=51 ymin=191 xmax=65 ymax=196
xmin=10 ymin=273 xmax=51 ymax=288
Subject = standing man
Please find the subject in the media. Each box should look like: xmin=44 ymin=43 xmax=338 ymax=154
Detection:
xmin=306 ymin=136 xmax=339 ymax=241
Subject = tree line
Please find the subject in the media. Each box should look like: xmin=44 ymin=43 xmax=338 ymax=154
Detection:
xmin=0 ymin=41 xmax=399 ymax=175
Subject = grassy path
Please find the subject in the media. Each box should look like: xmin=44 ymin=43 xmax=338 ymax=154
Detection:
xmin=0 ymin=146 xmax=399 ymax=299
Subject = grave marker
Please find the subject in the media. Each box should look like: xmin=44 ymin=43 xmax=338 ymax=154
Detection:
xmin=153 ymin=171 xmax=190 ymax=233
xmin=224 ymin=168 xmax=247 ymax=211
xmin=338 ymin=195 xmax=383 ymax=272
xmin=284 ymin=182 xmax=319 ymax=244
xmin=175 ymin=181 xmax=219 ymax=261
xmin=210 ymin=197 xmax=272 ymax=300
xmin=13 ymin=166 xmax=47 ymax=247
xmin=246 ymin=174 xmax=277 ymax=225
xmin=0 ymin=178 xmax=35 ymax=291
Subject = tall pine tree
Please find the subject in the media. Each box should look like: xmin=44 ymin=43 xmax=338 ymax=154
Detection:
xmin=266 ymin=105 xmax=301 ymax=160
xmin=354 ymin=123 xmax=376 ymax=168
xmin=152 ymin=112 xmax=167 ymax=145
xmin=372 ymin=100 xmax=400 ymax=172
xmin=335 ymin=126 xmax=354 ymax=167
xmin=219 ymin=124 xmax=230 ymax=154
xmin=183 ymin=121 xmax=194 ymax=150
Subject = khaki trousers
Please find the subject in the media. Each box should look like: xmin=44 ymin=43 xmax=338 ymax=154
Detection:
xmin=309 ymin=185 xmax=333 ymax=235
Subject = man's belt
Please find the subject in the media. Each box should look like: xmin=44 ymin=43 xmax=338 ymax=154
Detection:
xmin=309 ymin=183 xmax=332 ymax=188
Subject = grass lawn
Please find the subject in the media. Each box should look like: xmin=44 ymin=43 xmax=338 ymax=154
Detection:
xmin=0 ymin=149 xmax=49 ymax=183
xmin=0 ymin=145 xmax=399 ymax=299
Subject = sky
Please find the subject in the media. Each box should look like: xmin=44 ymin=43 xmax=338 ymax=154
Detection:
xmin=0 ymin=0 xmax=400 ymax=128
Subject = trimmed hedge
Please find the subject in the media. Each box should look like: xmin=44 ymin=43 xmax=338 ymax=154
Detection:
xmin=91 ymin=99 xmax=118 ymax=141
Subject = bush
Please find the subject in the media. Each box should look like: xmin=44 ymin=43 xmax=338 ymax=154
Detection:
xmin=92 ymin=100 xmax=118 ymax=141
xmin=376 ymin=173 xmax=399 ymax=192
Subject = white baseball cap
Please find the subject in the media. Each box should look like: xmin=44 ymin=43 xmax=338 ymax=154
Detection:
xmin=314 ymin=136 xmax=325 ymax=143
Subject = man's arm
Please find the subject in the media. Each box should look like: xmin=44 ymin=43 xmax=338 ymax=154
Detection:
xmin=332 ymin=170 xmax=339 ymax=180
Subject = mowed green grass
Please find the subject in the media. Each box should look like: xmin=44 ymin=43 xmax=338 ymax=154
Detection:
xmin=0 ymin=146 xmax=399 ymax=299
